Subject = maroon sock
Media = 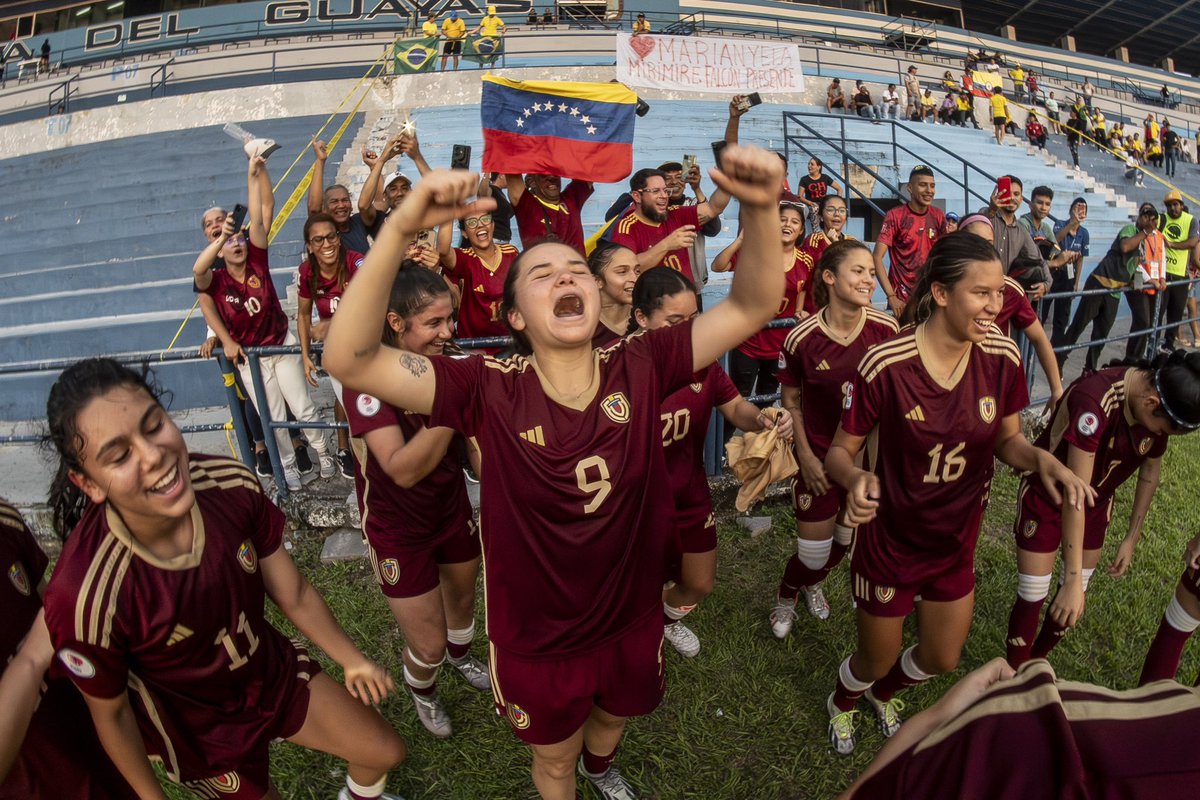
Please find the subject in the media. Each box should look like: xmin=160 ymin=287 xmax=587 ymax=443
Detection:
xmin=1006 ymin=596 xmax=1046 ymax=668
xmin=446 ymin=640 xmax=471 ymax=661
xmin=832 ymin=658 xmax=872 ymax=712
xmin=1031 ymin=612 xmax=1069 ymax=660
xmin=580 ymin=743 xmax=616 ymax=777
xmin=778 ymin=555 xmax=805 ymax=600
xmin=870 ymin=652 xmax=930 ymax=703
xmin=1140 ymin=616 xmax=1193 ymax=685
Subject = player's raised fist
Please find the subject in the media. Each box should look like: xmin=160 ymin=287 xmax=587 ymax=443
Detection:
xmin=392 ymin=168 xmax=496 ymax=237
xmin=709 ymin=144 xmax=785 ymax=208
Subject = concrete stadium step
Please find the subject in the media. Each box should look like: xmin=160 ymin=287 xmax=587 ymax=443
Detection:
xmin=0 ymin=310 xmax=220 ymax=364
xmin=0 ymin=176 xmax=250 ymax=218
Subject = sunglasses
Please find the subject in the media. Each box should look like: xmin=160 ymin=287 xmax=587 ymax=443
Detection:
xmin=464 ymin=214 xmax=493 ymax=228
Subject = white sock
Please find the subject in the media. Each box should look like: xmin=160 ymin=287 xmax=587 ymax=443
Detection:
xmin=797 ymin=537 xmax=833 ymax=570
xmin=1080 ymin=568 xmax=1095 ymax=592
xmin=403 ymin=663 xmax=437 ymax=691
xmin=1017 ymin=573 xmax=1052 ymax=602
xmin=664 ymin=602 xmax=696 ymax=621
xmin=833 ymin=524 xmax=854 ymax=546
xmin=838 ymin=656 xmax=873 ymax=692
xmin=899 ymin=646 xmax=934 ymax=682
xmin=1165 ymin=596 xmax=1200 ymax=632
xmin=346 ymin=774 xmax=386 ymax=799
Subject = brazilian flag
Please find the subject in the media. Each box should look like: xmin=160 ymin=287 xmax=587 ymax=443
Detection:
xmin=393 ymin=36 xmax=438 ymax=73
xmin=463 ymin=34 xmax=504 ymax=66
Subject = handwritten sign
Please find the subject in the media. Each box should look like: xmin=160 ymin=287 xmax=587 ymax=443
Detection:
xmin=616 ymin=33 xmax=803 ymax=95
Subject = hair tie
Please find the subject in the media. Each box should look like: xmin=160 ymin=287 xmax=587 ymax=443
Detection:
xmin=1154 ymin=367 xmax=1200 ymax=430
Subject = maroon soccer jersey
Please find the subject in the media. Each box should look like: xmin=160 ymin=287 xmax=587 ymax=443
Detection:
xmin=445 ymin=244 xmax=520 ymax=339
xmin=611 ymin=204 xmax=702 ymax=282
xmin=202 ymin=243 xmax=289 ymax=346
xmin=0 ymin=502 xmax=46 ymax=659
xmin=592 ymin=321 xmax=625 ymax=349
xmin=296 ymin=250 xmax=364 ymax=320
xmin=842 ymin=325 xmax=1029 ymax=583
xmin=661 ymin=363 xmax=739 ymax=524
xmin=995 ymin=276 xmax=1039 ymax=335
xmin=730 ymin=248 xmax=808 ymax=360
xmin=798 ymin=231 xmax=857 ymax=315
xmin=778 ymin=307 xmax=899 ymax=461
xmin=877 ymin=204 xmax=947 ymax=300
xmin=42 ymin=455 xmax=316 ymax=783
xmin=1024 ymin=368 xmax=1167 ymax=507
xmin=342 ymin=388 xmax=471 ymax=546
xmin=513 ymin=181 xmax=593 ymax=254
xmin=429 ymin=322 xmax=695 ymax=658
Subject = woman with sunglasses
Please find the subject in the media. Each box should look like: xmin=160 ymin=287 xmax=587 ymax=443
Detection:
xmin=193 ymin=156 xmax=335 ymax=491
xmin=437 ymin=210 xmax=518 ymax=352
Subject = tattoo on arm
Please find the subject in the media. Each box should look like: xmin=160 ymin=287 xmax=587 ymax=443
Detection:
xmin=399 ymin=353 xmax=429 ymax=378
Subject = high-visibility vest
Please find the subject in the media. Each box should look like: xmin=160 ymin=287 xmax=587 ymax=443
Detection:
xmin=1161 ymin=211 xmax=1194 ymax=276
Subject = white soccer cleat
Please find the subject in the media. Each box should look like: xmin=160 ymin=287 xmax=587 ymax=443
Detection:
xmin=801 ymin=583 xmax=831 ymax=620
xmin=769 ymin=597 xmax=798 ymax=638
xmin=410 ymin=691 xmax=452 ymax=738
xmin=865 ymin=689 xmax=905 ymax=738
xmin=579 ymin=759 xmax=638 ymax=800
xmin=827 ymin=693 xmax=859 ymax=756
xmin=243 ymin=137 xmax=280 ymax=160
xmin=451 ymin=656 xmax=492 ymax=691
xmin=663 ymin=620 xmax=700 ymax=657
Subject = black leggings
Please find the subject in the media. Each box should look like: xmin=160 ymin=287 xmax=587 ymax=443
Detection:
xmin=729 ymin=348 xmax=779 ymax=403
xmin=1159 ymin=274 xmax=1190 ymax=348
xmin=1054 ymin=277 xmax=1118 ymax=372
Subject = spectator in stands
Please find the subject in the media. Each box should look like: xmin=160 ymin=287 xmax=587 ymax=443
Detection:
xmin=826 ymin=78 xmax=848 ymax=114
xmin=422 ymin=10 xmax=439 ymax=38
xmin=440 ymin=10 xmax=467 ymax=71
xmin=938 ymin=92 xmax=956 ymax=124
xmin=1181 ymin=138 xmax=1193 ymax=165
xmin=873 ymin=165 xmax=947 ymax=316
xmin=1125 ymin=151 xmax=1146 ymax=187
xmin=470 ymin=6 xmax=507 ymax=40
xmin=542 ymin=7 xmax=556 ymax=24
xmin=38 ymin=39 xmax=50 ymax=74
xmin=985 ymin=58 xmax=1000 ymax=74
xmin=1129 ymin=133 xmax=1146 ymax=165
xmin=1050 ymin=198 xmax=1091 ymax=344
xmin=1147 ymin=135 xmax=1165 ymax=170
xmin=527 ymin=7 xmax=538 ymax=25
xmin=1065 ymin=107 xmax=1085 ymax=169
xmin=1092 ymin=109 xmax=1107 ymax=144
xmin=1020 ymin=186 xmax=1077 ymax=304
xmin=853 ymin=80 xmax=879 ymax=122
xmin=955 ymin=90 xmax=979 ymax=129
xmin=1026 ymin=71 xmax=1039 ymax=104
xmin=943 ymin=211 xmax=959 ymax=233
xmin=1008 ymin=63 xmax=1025 ymax=92
xmin=990 ymin=176 xmax=1050 ymax=300
xmin=903 ymin=66 xmax=920 ymax=120
xmin=878 ymin=83 xmax=901 ymax=120
xmin=357 ymin=133 xmax=411 ymax=233
xmin=308 ymin=138 xmax=378 ymax=255
xmin=920 ymin=88 xmax=936 ymax=122
xmin=1044 ymin=91 xmax=1062 ymax=133
xmin=960 ymin=69 xmax=974 ymax=95
xmin=941 ymin=70 xmax=958 ymax=91
xmin=1082 ymin=78 xmax=1095 ymax=108
xmin=1162 ymin=84 xmax=1171 ymax=107
xmin=1125 ymin=212 xmax=1168 ymax=360
xmin=194 ymin=157 xmax=336 ymax=490
xmin=990 ymin=86 xmax=1009 ymax=145
xmin=1159 ymin=191 xmax=1199 ymax=350
xmin=1145 ymin=114 xmax=1161 ymax=149
xmin=633 ymin=12 xmax=651 ymax=34
xmin=1026 ymin=113 xmax=1047 ymax=149
xmin=797 ymin=157 xmax=841 ymax=230
xmin=1163 ymin=122 xmax=1181 ymax=177
xmin=505 ymin=172 xmax=593 ymax=254
xmin=1055 ymin=203 xmax=1164 ymax=373
xmin=1185 ymin=247 xmax=1200 ymax=346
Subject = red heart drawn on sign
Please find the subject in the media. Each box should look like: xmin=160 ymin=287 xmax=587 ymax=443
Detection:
xmin=629 ymin=35 xmax=655 ymax=60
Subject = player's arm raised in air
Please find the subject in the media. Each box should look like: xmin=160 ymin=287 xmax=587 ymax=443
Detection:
xmin=246 ymin=156 xmax=269 ymax=251
xmin=324 ymin=170 xmax=495 ymax=415
xmin=690 ymin=144 xmax=786 ymax=372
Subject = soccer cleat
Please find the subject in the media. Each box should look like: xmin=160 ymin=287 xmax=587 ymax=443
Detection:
xmin=663 ymin=621 xmax=700 ymax=658
xmin=865 ymin=690 xmax=905 ymax=738
xmin=801 ymin=584 xmax=831 ymax=620
xmin=410 ymin=691 xmax=452 ymax=738
xmin=579 ymin=760 xmax=637 ymax=800
xmin=337 ymin=448 xmax=354 ymax=479
xmin=827 ymin=693 xmax=859 ymax=756
xmin=769 ymin=597 xmax=798 ymax=639
xmin=450 ymin=656 xmax=492 ymax=691
xmin=254 ymin=449 xmax=271 ymax=478
xmin=336 ymin=790 xmax=405 ymax=800
xmin=318 ymin=453 xmax=338 ymax=479
xmin=282 ymin=465 xmax=302 ymax=492
xmin=294 ymin=446 xmax=314 ymax=475
xmin=463 ymin=465 xmax=480 ymax=485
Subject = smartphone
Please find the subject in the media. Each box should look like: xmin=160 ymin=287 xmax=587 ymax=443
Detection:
xmin=711 ymin=140 xmax=728 ymax=170
xmin=450 ymin=144 xmax=471 ymax=170
xmin=682 ymin=153 xmax=698 ymax=172
xmin=734 ymin=92 xmax=764 ymax=113
xmin=230 ymin=203 xmax=248 ymax=231
xmin=996 ymin=176 xmax=1012 ymax=204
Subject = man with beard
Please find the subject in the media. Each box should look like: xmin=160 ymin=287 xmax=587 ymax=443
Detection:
xmin=610 ymin=168 xmax=731 ymax=283
xmin=506 ymin=172 xmax=593 ymax=254
xmin=307 ymin=138 xmax=380 ymax=255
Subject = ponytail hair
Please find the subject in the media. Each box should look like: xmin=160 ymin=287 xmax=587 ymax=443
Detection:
xmin=384 ymin=260 xmax=452 ymax=347
xmin=627 ymin=267 xmax=696 ymax=334
xmin=45 ymin=359 xmax=166 ymax=539
xmin=900 ymin=231 xmax=1000 ymax=326
xmin=811 ymin=239 xmax=871 ymax=309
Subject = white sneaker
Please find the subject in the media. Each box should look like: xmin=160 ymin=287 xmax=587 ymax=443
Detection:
xmin=802 ymin=584 xmax=831 ymax=620
xmin=663 ymin=620 xmax=700 ymax=657
xmin=827 ymin=693 xmax=859 ymax=756
xmin=865 ymin=689 xmax=905 ymax=738
xmin=318 ymin=453 xmax=337 ymax=479
xmin=580 ymin=759 xmax=637 ymax=800
xmin=337 ymin=789 xmax=405 ymax=800
xmin=282 ymin=464 xmax=302 ymax=492
xmin=769 ymin=597 xmax=798 ymax=638
xmin=450 ymin=656 xmax=491 ymax=691
xmin=410 ymin=690 xmax=452 ymax=738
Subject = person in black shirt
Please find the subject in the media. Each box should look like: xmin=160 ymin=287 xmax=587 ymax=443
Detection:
xmin=1164 ymin=122 xmax=1181 ymax=177
xmin=798 ymin=158 xmax=841 ymax=231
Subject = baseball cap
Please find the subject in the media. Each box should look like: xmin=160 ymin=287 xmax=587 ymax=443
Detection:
xmin=945 ymin=212 xmax=960 ymax=222
xmin=450 ymin=10 xmax=459 ymax=19
xmin=385 ymin=171 xmax=410 ymax=188
xmin=909 ymin=165 xmax=934 ymax=180
xmin=1165 ymin=189 xmax=1183 ymax=204
xmin=1139 ymin=202 xmax=1159 ymax=218
xmin=488 ymin=5 xmax=496 ymax=13
xmin=657 ymin=161 xmax=683 ymax=173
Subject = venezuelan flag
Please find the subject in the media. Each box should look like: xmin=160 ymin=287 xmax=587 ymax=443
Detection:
xmin=481 ymin=76 xmax=637 ymax=184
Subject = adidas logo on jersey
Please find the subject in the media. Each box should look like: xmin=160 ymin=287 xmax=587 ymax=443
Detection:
xmin=816 ymin=359 xmax=831 ymax=371
xmin=904 ymin=405 xmax=926 ymax=422
xmin=519 ymin=425 xmax=545 ymax=446
xmin=166 ymin=624 xmax=194 ymax=646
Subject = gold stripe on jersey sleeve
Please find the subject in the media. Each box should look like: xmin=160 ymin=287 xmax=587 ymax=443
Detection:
xmin=0 ymin=505 xmax=26 ymax=531
xmin=192 ymin=458 xmax=258 ymax=486
xmin=864 ymin=308 xmax=901 ymax=333
xmin=1003 ymin=276 xmax=1027 ymax=297
xmin=76 ymin=534 xmax=123 ymax=644
xmin=129 ymin=673 xmax=181 ymax=781
xmin=98 ymin=549 xmax=132 ymax=649
xmin=859 ymin=337 xmax=919 ymax=383
xmin=190 ymin=476 xmax=261 ymax=494
xmin=782 ymin=315 xmax=822 ymax=354
xmin=616 ymin=214 xmax=641 ymax=235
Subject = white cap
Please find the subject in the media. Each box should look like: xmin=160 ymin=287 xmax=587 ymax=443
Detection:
xmin=386 ymin=170 xmax=411 ymax=188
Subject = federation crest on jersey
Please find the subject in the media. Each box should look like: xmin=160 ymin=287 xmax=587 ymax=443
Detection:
xmin=246 ymin=275 xmax=262 ymax=289
xmin=7 ymin=562 xmax=30 ymax=596
xmin=1023 ymin=519 xmax=1038 ymax=538
xmin=58 ymin=648 xmax=96 ymax=679
xmin=508 ymin=703 xmax=531 ymax=730
xmin=690 ymin=382 xmax=703 ymax=393
xmin=356 ymin=393 xmax=381 ymax=418
xmin=236 ymin=540 xmax=257 ymax=574
xmin=796 ymin=493 xmax=813 ymax=511
xmin=380 ymin=558 xmax=400 ymax=586
xmin=875 ymin=585 xmax=895 ymax=604
xmin=1139 ymin=437 xmax=1152 ymax=455
xmin=978 ymin=396 xmax=997 ymax=424
xmin=1077 ymin=412 xmax=1099 ymax=436
xmin=601 ymin=392 xmax=631 ymax=424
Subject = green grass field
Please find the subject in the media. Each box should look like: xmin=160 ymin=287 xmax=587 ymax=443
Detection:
xmin=164 ymin=432 xmax=1200 ymax=800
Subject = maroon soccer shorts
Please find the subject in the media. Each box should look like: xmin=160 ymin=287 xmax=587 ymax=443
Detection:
xmin=850 ymin=551 xmax=976 ymax=617
xmin=674 ymin=506 xmax=718 ymax=555
xmin=366 ymin=513 xmax=480 ymax=599
xmin=791 ymin=475 xmax=845 ymax=523
xmin=1013 ymin=488 xmax=1114 ymax=554
xmin=489 ymin=611 xmax=666 ymax=745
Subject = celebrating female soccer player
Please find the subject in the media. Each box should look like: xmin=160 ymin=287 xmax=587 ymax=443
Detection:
xmin=1007 ymin=350 xmax=1200 ymax=668
xmin=436 ymin=208 xmax=519 ymax=346
xmin=298 ymin=212 xmax=365 ymax=478
xmin=193 ymin=156 xmax=335 ymax=491
xmin=342 ymin=265 xmax=490 ymax=739
xmin=589 ymin=241 xmax=641 ymax=348
xmin=712 ymin=201 xmax=810 ymax=401
xmin=822 ymin=232 xmax=1093 ymax=756
xmin=628 ymin=268 xmax=792 ymax=658
xmin=797 ymin=194 xmax=854 ymax=315
xmin=771 ymin=241 xmax=898 ymax=636
xmin=41 ymin=360 xmax=406 ymax=800
xmin=324 ymin=146 xmax=786 ymax=800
